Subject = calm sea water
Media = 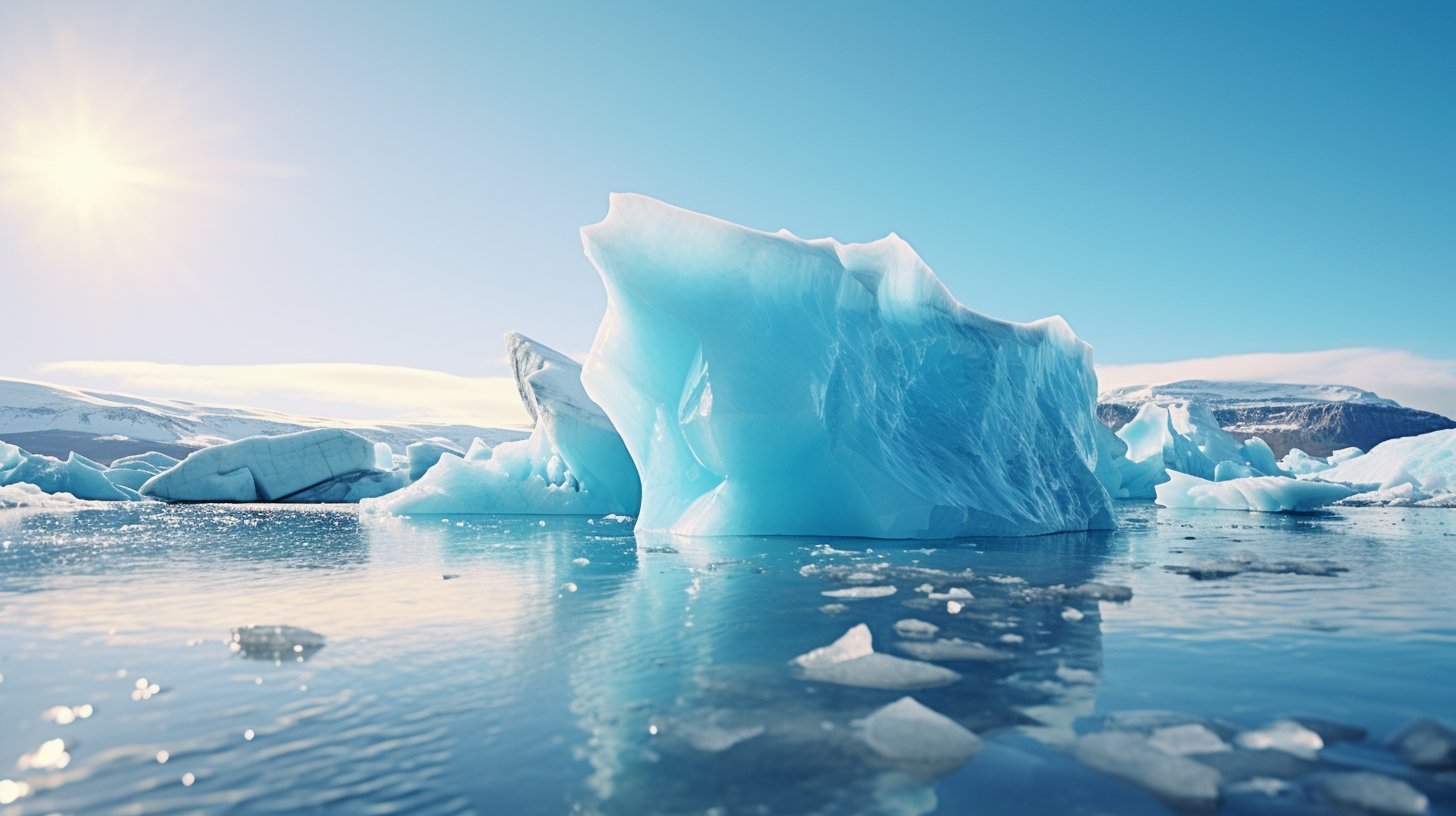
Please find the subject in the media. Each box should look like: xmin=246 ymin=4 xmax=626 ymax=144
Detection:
xmin=0 ymin=502 xmax=1452 ymax=815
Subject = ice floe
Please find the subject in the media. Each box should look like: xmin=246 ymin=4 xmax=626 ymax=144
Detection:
xmin=791 ymin=624 xmax=961 ymax=690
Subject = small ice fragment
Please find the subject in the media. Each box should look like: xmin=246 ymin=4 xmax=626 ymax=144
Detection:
xmin=946 ymin=601 xmax=964 ymax=614
xmin=999 ymin=633 xmax=1024 ymax=644
xmin=791 ymin=624 xmax=961 ymax=690
xmin=573 ymin=557 xmax=590 ymax=566
xmin=1147 ymin=724 xmax=1229 ymax=755
xmin=819 ymin=603 xmax=849 ymax=615
xmin=1072 ymin=732 xmax=1221 ymax=808
xmin=893 ymin=619 xmax=939 ymax=640
xmin=1055 ymin=664 xmax=1098 ymax=685
xmin=1235 ymin=720 xmax=1324 ymax=758
xmin=856 ymin=697 xmax=983 ymax=771
xmin=1311 ymin=771 xmax=1429 ymax=816
xmin=1061 ymin=607 xmax=1085 ymax=622
xmin=821 ymin=586 xmax=896 ymax=599
xmin=927 ymin=587 xmax=973 ymax=601
xmin=1226 ymin=777 xmax=1291 ymax=796
xmin=897 ymin=639 xmax=1013 ymax=662
xmin=915 ymin=583 xmax=934 ymax=593
xmin=562 ymin=582 xmax=578 ymax=592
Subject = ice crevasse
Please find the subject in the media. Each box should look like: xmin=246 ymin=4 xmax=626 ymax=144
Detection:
xmin=578 ymin=194 xmax=1115 ymax=539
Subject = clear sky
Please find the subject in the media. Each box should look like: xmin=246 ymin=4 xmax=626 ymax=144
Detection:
xmin=2 ymin=1 xmax=1453 ymax=423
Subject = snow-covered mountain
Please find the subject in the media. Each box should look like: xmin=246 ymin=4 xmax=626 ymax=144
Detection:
xmin=1098 ymin=379 xmax=1454 ymax=458
xmin=0 ymin=376 xmax=526 ymax=465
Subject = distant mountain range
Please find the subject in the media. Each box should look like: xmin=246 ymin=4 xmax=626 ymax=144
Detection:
xmin=0 ymin=377 xmax=525 ymax=465
xmin=1098 ymin=380 xmax=1455 ymax=458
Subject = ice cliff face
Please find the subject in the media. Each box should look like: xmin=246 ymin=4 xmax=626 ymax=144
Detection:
xmin=363 ymin=333 xmax=640 ymax=515
xmin=578 ymin=194 xmax=1114 ymax=539
xmin=1098 ymin=380 xmax=1453 ymax=458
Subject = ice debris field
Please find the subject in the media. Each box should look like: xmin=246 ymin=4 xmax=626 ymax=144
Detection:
xmin=5 ymin=194 xmax=1453 ymax=531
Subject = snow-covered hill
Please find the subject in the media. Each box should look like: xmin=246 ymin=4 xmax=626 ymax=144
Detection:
xmin=1098 ymin=380 xmax=1454 ymax=458
xmin=0 ymin=376 xmax=526 ymax=465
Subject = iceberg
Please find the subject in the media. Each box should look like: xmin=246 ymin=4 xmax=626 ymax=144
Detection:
xmin=140 ymin=429 xmax=382 ymax=502
xmin=855 ymin=697 xmax=984 ymax=771
xmin=0 ymin=482 xmax=110 ymax=510
xmin=1113 ymin=401 xmax=1290 ymax=498
xmin=1154 ymin=471 xmax=1354 ymax=512
xmin=578 ymin=194 xmax=1114 ymax=538
xmin=1312 ymin=428 xmax=1456 ymax=496
xmin=363 ymin=332 xmax=640 ymax=516
xmin=1 ymin=442 xmax=138 ymax=501
xmin=406 ymin=437 xmax=464 ymax=481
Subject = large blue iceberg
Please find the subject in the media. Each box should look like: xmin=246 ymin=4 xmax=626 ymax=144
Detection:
xmin=578 ymin=194 xmax=1114 ymax=538
xmin=363 ymin=332 xmax=641 ymax=516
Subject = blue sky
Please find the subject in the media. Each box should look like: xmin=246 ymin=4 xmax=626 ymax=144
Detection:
xmin=2 ymin=1 xmax=1453 ymax=422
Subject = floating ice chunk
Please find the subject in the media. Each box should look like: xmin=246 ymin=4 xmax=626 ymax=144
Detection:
xmin=926 ymin=587 xmax=972 ymax=601
xmin=1310 ymin=772 xmax=1429 ymax=815
xmin=1055 ymin=664 xmax=1098 ymax=685
xmin=1235 ymin=720 xmax=1323 ymax=758
xmin=1314 ymin=429 xmax=1456 ymax=495
xmin=791 ymin=624 xmax=961 ymax=690
xmin=406 ymin=437 xmax=464 ymax=481
xmin=897 ymin=639 xmax=1013 ymax=662
xmin=1282 ymin=448 xmax=1334 ymax=475
xmin=578 ymin=193 xmax=1114 ymax=539
xmin=0 ymin=483 xmax=107 ymax=510
xmin=1061 ymin=607 xmax=1085 ymax=622
xmin=1071 ymin=731 xmax=1221 ymax=808
xmin=573 ymin=557 xmax=590 ymax=566
xmin=364 ymin=333 xmax=640 ymax=516
xmin=141 ymin=429 xmax=381 ymax=502
xmin=999 ymin=633 xmax=1024 ymax=644
xmin=1155 ymin=471 xmax=1354 ymax=512
xmin=856 ymin=697 xmax=983 ymax=771
xmin=1391 ymin=719 xmax=1456 ymax=770
xmin=822 ymin=585 xmax=896 ymax=599
xmin=1 ymin=442 xmax=136 ymax=501
xmin=945 ymin=601 xmax=964 ymax=614
xmin=893 ymin=619 xmax=939 ymax=640
xmin=1147 ymin=723 xmax=1230 ymax=755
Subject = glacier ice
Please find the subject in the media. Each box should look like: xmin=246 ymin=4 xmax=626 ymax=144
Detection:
xmin=1313 ymin=428 xmax=1456 ymax=495
xmin=140 ymin=429 xmax=382 ymax=502
xmin=0 ymin=482 xmax=110 ymax=510
xmin=1155 ymin=471 xmax=1354 ymax=512
xmin=578 ymin=193 xmax=1114 ymax=538
xmin=790 ymin=624 xmax=961 ymax=689
xmin=1 ymin=442 xmax=138 ymax=501
xmin=363 ymin=332 xmax=640 ymax=516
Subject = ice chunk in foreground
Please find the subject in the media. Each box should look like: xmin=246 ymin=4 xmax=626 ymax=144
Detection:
xmin=363 ymin=333 xmax=640 ymax=516
xmin=1310 ymin=772 xmax=1429 ymax=815
xmin=1155 ymin=471 xmax=1353 ymax=512
xmin=791 ymin=624 xmax=961 ymax=690
xmin=1234 ymin=720 xmax=1323 ymax=758
xmin=1 ymin=442 xmax=137 ymax=501
xmin=856 ymin=697 xmax=983 ymax=772
xmin=1071 ymin=731 xmax=1221 ymax=808
xmin=579 ymin=194 xmax=1114 ymax=538
xmin=141 ymin=429 xmax=380 ymax=502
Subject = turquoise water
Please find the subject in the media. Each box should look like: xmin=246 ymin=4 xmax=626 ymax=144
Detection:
xmin=0 ymin=503 xmax=1452 ymax=815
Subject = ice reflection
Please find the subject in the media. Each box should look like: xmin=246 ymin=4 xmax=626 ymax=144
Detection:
xmin=567 ymin=529 xmax=1121 ymax=815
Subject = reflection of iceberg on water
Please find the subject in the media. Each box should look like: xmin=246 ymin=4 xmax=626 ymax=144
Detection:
xmin=565 ymin=530 xmax=1119 ymax=815
xmin=229 ymin=625 xmax=327 ymax=661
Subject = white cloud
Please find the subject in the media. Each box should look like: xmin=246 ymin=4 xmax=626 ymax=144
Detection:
xmin=36 ymin=360 xmax=532 ymax=428
xmin=1096 ymin=348 xmax=1456 ymax=419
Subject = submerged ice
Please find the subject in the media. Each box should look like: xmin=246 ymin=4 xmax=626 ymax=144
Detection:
xmin=579 ymin=194 xmax=1114 ymax=539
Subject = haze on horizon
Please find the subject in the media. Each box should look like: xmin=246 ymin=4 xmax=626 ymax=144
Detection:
xmin=1 ymin=1 xmax=1452 ymax=425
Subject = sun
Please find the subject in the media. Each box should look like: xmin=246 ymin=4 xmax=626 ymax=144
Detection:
xmin=8 ymin=128 xmax=167 ymax=222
